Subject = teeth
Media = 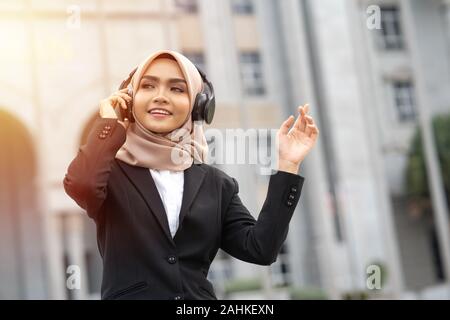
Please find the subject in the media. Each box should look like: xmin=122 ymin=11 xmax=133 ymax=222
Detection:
xmin=150 ymin=109 xmax=171 ymax=115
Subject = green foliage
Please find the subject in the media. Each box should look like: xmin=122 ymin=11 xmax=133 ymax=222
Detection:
xmin=406 ymin=128 xmax=428 ymax=198
xmin=434 ymin=115 xmax=450 ymax=193
xmin=405 ymin=114 xmax=450 ymax=212
xmin=342 ymin=290 xmax=369 ymax=300
xmin=223 ymin=277 xmax=262 ymax=294
xmin=289 ymin=286 xmax=328 ymax=300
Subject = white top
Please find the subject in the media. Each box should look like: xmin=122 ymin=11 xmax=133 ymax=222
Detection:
xmin=149 ymin=169 xmax=184 ymax=238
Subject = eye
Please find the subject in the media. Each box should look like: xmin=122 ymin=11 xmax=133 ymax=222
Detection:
xmin=141 ymin=83 xmax=155 ymax=89
xmin=171 ymin=87 xmax=184 ymax=93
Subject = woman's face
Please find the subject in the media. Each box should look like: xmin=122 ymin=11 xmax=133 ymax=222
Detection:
xmin=133 ymin=57 xmax=190 ymax=134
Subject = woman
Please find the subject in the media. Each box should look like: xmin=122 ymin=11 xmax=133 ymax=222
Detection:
xmin=63 ymin=50 xmax=319 ymax=300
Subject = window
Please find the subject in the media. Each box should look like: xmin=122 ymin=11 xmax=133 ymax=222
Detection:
xmin=174 ymin=0 xmax=198 ymax=14
xmin=231 ymin=0 xmax=254 ymax=15
xmin=378 ymin=6 xmax=404 ymax=50
xmin=239 ymin=52 xmax=265 ymax=96
xmin=182 ymin=51 xmax=206 ymax=73
xmin=392 ymin=80 xmax=416 ymax=122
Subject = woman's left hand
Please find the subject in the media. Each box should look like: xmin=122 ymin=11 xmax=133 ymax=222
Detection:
xmin=276 ymin=104 xmax=319 ymax=174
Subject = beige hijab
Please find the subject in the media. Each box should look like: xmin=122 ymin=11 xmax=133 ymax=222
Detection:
xmin=115 ymin=50 xmax=209 ymax=171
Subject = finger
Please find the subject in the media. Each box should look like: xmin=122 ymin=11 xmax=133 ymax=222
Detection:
xmin=296 ymin=106 xmax=307 ymax=131
xmin=304 ymin=104 xmax=310 ymax=114
xmin=308 ymin=125 xmax=319 ymax=138
xmin=113 ymin=96 xmax=128 ymax=110
xmin=297 ymin=105 xmax=306 ymax=117
xmin=305 ymin=124 xmax=314 ymax=136
xmin=112 ymin=94 xmax=130 ymax=104
xmin=108 ymin=98 xmax=119 ymax=109
xmin=297 ymin=104 xmax=307 ymax=114
xmin=115 ymin=92 xmax=132 ymax=102
xmin=305 ymin=115 xmax=314 ymax=124
xmin=293 ymin=105 xmax=304 ymax=130
xmin=280 ymin=115 xmax=295 ymax=135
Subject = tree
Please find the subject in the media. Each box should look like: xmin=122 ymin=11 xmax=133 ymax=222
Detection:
xmin=405 ymin=113 xmax=450 ymax=217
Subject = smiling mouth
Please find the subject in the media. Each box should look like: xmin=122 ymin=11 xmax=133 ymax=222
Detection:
xmin=148 ymin=108 xmax=173 ymax=116
xmin=148 ymin=108 xmax=172 ymax=119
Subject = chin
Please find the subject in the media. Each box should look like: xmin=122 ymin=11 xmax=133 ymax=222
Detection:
xmin=144 ymin=125 xmax=170 ymax=134
xmin=142 ymin=121 xmax=175 ymax=134
xmin=136 ymin=114 xmax=184 ymax=134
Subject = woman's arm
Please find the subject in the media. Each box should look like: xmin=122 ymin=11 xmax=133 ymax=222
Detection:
xmin=220 ymin=171 xmax=304 ymax=265
xmin=63 ymin=117 xmax=126 ymax=220
xmin=63 ymin=89 xmax=130 ymax=220
xmin=220 ymin=104 xmax=318 ymax=265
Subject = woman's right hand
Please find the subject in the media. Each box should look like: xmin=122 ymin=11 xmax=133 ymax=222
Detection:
xmin=99 ymin=88 xmax=132 ymax=130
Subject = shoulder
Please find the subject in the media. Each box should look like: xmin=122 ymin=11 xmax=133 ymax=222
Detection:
xmin=198 ymin=163 xmax=238 ymax=194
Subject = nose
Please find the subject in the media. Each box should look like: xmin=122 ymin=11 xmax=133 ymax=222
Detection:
xmin=152 ymin=86 xmax=169 ymax=104
xmin=152 ymin=94 xmax=169 ymax=104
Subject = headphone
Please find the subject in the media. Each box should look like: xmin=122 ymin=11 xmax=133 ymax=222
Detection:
xmin=117 ymin=65 xmax=215 ymax=124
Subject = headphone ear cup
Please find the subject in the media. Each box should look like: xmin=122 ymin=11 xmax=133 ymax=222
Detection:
xmin=203 ymin=97 xmax=215 ymax=124
xmin=193 ymin=93 xmax=207 ymax=121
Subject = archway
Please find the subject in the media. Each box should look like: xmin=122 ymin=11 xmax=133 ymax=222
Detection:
xmin=0 ymin=109 xmax=45 ymax=298
xmin=61 ymin=111 xmax=103 ymax=299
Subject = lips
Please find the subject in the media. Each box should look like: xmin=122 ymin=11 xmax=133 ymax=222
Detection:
xmin=148 ymin=108 xmax=173 ymax=115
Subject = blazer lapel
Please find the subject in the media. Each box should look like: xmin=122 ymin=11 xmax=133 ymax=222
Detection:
xmin=116 ymin=160 xmax=173 ymax=243
xmin=178 ymin=164 xmax=207 ymax=229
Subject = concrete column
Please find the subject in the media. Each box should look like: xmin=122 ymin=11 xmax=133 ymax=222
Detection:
xmin=401 ymin=0 xmax=450 ymax=287
xmin=346 ymin=0 xmax=405 ymax=298
xmin=275 ymin=0 xmax=340 ymax=299
xmin=198 ymin=0 xmax=242 ymax=105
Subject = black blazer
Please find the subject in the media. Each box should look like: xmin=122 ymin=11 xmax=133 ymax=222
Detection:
xmin=63 ymin=117 xmax=305 ymax=300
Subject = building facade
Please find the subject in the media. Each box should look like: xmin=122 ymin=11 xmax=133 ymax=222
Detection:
xmin=0 ymin=0 xmax=449 ymax=299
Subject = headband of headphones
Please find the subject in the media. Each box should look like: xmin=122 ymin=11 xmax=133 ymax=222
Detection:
xmin=118 ymin=67 xmax=137 ymax=94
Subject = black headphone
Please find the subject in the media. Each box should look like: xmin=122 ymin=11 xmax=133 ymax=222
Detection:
xmin=117 ymin=65 xmax=215 ymax=124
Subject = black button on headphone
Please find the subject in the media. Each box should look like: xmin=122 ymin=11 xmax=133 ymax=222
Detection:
xmin=117 ymin=65 xmax=215 ymax=124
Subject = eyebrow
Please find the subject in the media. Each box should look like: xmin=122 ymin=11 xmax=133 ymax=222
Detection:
xmin=141 ymin=75 xmax=187 ymax=85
